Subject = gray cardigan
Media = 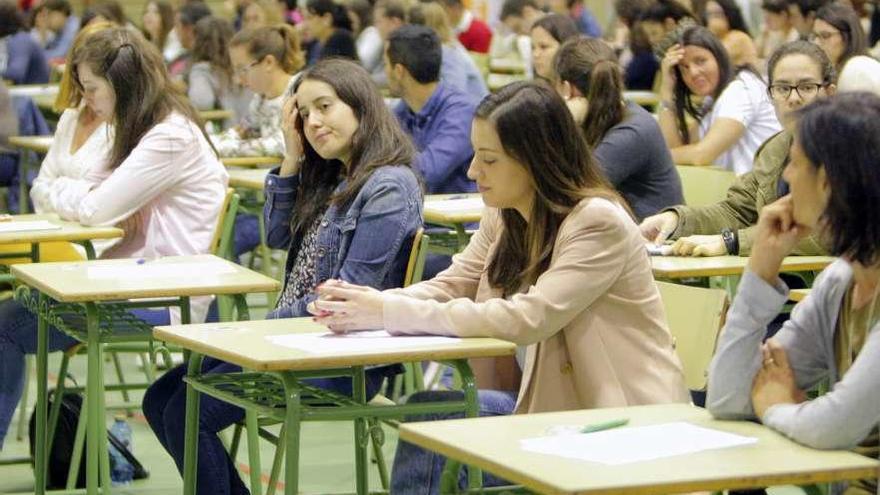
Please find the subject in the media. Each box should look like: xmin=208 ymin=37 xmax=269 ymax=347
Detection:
xmin=707 ymin=260 xmax=880 ymax=456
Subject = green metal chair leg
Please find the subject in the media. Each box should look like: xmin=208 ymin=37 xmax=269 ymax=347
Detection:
xmin=34 ymin=293 xmax=49 ymax=495
xmin=245 ymin=409 xmax=263 ymax=495
xmin=266 ymin=424 xmax=287 ymax=495
xmin=280 ymin=373 xmax=303 ymax=495
xmin=84 ymin=303 xmax=112 ymax=494
xmin=16 ymin=355 xmax=33 ymax=441
xmin=183 ymin=352 xmax=206 ymax=495
xmin=352 ymin=367 xmax=370 ymax=494
xmin=65 ymin=386 xmax=88 ymax=490
xmin=110 ymin=350 xmax=132 ymax=406
xmin=230 ymin=422 xmax=244 ymax=465
xmin=369 ymin=419 xmax=389 ymax=490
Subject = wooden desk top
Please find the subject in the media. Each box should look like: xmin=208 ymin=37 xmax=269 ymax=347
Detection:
xmin=8 ymin=84 xmax=59 ymax=98
xmin=11 ymin=254 xmax=280 ymax=303
xmin=220 ymin=156 xmax=282 ymax=168
xmin=8 ymin=135 xmax=53 ymax=153
xmin=651 ymin=255 xmax=834 ymax=279
xmin=199 ymin=109 xmax=233 ymax=121
xmin=228 ymin=168 xmax=269 ymax=191
xmin=790 ymin=288 xmax=811 ymax=302
xmin=0 ymin=214 xmax=122 ymax=246
xmin=424 ymin=194 xmax=484 ymax=225
xmin=399 ymin=403 xmax=879 ymax=495
xmin=488 ymin=58 xmax=526 ymax=75
xmin=488 ymin=72 xmax=527 ymax=92
xmin=623 ymin=90 xmax=660 ymax=106
xmin=154 ymin=317 xmax=516 ymax=371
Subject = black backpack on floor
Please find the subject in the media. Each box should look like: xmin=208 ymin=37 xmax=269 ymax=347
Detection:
xmin=28 ymin=389 xmax=149 ymax=489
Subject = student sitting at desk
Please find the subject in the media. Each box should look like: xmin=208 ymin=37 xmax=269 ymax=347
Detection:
xmin=640 ymin=41 xmax=835 ymax=257
xmin=143 ymin=59 xmax=423 ymax=495
xmin=707 ymin=92 xmax=880 ymax=495
xmin=0 ymin=27 xmax=227 ymax=451
xmin=554 ymin=36 xmax=684 ymax=221
xmin=0 ymin=1 xmax=51 ymax=85
xmin=658 ymin=26 xmax=780 ymax=175
xmin=529 ymin=13 xmax=579 ymax=83
xmin=309 ymin=81 xmax=689 ymax=493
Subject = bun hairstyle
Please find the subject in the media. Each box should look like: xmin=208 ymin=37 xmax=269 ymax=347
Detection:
xmin=230 ymin=24 xmax=305 ymax=75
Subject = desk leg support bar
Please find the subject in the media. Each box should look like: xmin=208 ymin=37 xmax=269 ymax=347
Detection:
xmin=183 ymin=353 xmax=206 ymax=495
xmin=35 ymin=293 xmax=48 ymax=495
xmin=85 ymin=302 xmax=112 ymax=494
xmin=280 ymin=374 xmax=302 ymax=495
xmin=352 ymin=366 xmax=369 ymax=494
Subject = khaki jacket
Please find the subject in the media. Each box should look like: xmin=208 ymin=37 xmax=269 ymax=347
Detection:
xmin=383 ymin=197 xmax=690 ymax=413
xmin=669 ymin=130 xmax=826 ymax=256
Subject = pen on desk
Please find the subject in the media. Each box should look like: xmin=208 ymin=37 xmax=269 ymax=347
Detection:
xmin=580 ymin=418 xmax=629 ymax=434
xmin=447 ymin=195 xmax=467 ymax=200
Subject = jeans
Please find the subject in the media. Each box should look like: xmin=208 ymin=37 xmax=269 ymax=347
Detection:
xmin=233 ymin=214 xmax=261 ymax=259
xmin=0 ymin=298 xmax=170 ymax=449
xmin=143 ymin=361 xmax=401 ymax=495
xmin=390 ymin=390 xmax=517 ymax=495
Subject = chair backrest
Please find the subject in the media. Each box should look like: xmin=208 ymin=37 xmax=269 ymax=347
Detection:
xmin=209 ymin=188 xmax=239 ymax=259
xmin=656 ymin=281 xmax=728 ymax=391
xmin=403 ymin=228 xmax=428 ymax=287
xmin=676 ymin=165 xmax=737 ymax=207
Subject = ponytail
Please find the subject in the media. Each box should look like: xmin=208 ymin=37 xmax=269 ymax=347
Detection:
xmin=554 ymin=38 xmax=625 ymax=148
xmin=231 ymin=24 xmax=305 ymax=75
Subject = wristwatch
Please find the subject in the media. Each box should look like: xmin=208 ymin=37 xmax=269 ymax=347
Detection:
xmin=720 ymin=228 xmax=739 ymax=255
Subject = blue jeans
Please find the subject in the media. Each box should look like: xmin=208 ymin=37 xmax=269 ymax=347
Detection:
xmin=143 ymin=361 xmax=401 ymax=495
xmin=0 ymin=298 xmax=170 ymax=449
xmin=390 ymin=390 xmax=517 ymax=495
xmin=233 ymin=214 xmax=261 ymax=259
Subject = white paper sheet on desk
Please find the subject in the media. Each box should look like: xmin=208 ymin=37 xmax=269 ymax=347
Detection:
xmin=266 ymin=330 xmax=461 ymax=354
xmin=0 ymin=220 xmax=61 ymax=233
xmin=425 ymin=198 xmax=484 ymax=213
xmin=519 ymin=421 xmax=756 ymax=465
xmin=86 ymin=262 xmax=236 ymax=280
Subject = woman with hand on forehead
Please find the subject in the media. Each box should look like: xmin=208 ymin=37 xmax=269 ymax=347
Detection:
xmin=308 ymin=81 xmax=689 ymax=494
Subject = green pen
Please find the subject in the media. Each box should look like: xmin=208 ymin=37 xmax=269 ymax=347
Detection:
xmin=580 ymin=418 xmax=629 ymax=434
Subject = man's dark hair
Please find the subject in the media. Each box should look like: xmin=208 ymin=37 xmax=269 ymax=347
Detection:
xmin=0 ymin=1 xmax=24 ymax=37
xmin=376 ymin=0 xmax=407 ymax=21
xmin=178 ymin=1 xmax=212 ymax=26
xmin=500 ymin=0 xmax=538 ymax=21
xmin=788 ymin=0 xmax=829 ymax=17
xmin=387 ymin=24 xmax=441 ymax=84
xmin=43 ymin=0 xmax=72 ymax=16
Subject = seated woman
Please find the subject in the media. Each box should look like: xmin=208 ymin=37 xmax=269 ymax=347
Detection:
xmin=703 ymin=0 xmax=758 ymax=68
xmin=0 ymin=1 xmax=50 ymax=85
xmin=554 ymin=36 xmax=684 ymax=221
xmin=811 ymin=2 xmax=880 ymax=93
xmin=302 ymin=0 xmax=357 ymax=64
xmin=707 ymin=92 xmax=880 ymax=495
xmin=658 ymin=26 xmax=781 ymax=174
xmin=143 ymin=59 xmax=423 ymax=495
xmin=755 ymin=0 xmax=799 ymax=62
xmin=308 ymin=81 xmax=690 ymax=494
xmin=529 ymin=13 xmax=579 ymax=82
xmin=640 ymin=41 xmax=835 ymax=257
xmin=0 ymin=26 xmax=227 ymax=450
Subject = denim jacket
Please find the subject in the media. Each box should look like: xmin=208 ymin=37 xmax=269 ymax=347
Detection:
xmin=263 ymin=164 xmax=424 ymax=319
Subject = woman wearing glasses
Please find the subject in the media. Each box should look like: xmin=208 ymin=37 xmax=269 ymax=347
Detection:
xmin=640 ymin=41 xmax=836 ymax=257
xmin=810 ymin=2 xmax=880 ymax=93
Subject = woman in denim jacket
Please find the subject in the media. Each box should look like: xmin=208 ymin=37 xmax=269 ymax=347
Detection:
xmin=143 ymin=59 xmax=423 ymax=495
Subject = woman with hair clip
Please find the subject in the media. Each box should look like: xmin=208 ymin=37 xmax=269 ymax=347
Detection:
xmin=703 ymin=0 xmax=758 ymax=67
xmin=302 ymin=0 xmax=357 ymax=64
xmin=141 ymin=0 xmax=180 ymax=62
xmin=0 ymin=26 xmax=227 ymax=450
xmin=707 ymin=92 xmax=880 ymax=495
xmin=659 ymin=26 xmax=780 ymax=174
xmin=529 ymin=13 xmax=579 ymax=81
xmin=187 ymin=16 xmax=250 ymax=130
xmin=307 ymin=81 xmax=689 ymax=494
xmin=811 ymin=2 xmax=880 ymax=93
xmin=143 ymin=58 xmax=423 ymax=495
xmin=554 ymin=37 xmax=683 ymax=221
xmin=641 ymin=40 xmax=837 ymax=257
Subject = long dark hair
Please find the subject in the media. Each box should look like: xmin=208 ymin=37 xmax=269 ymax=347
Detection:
xmin=531 ymin=13 xmax=580 ymax=44
xmin=815 ymin=2 xmax=868 ymax=69
xmin=796 ymin=93 xmax=880 ymax=266
xmin=672 ymin=26 xmax=741 ymax=144
xmin=192 ymin=16 xmax=235 ymax=90
xmin=554 ymin=37 xmax=625 ymax=147
xmin=477 ymin=82 xmax=621 ymax=295
xmin=289 ymin=59 xmax=416 ymax=238
xmin=306 ymin=0 xmax=352 ymax=31
xmin=71 ymin=27 xmax=211 ymax=169
xmin=704 ymin=0 xmax=751 ymax=34
xmin=141 ymin=1 xmax=174 ymax=51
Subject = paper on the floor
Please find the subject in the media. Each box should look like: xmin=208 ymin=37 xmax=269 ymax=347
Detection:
xmin=519 ymin=421 xmax=757 ymax=465
xmin=0 ymin=220 xmax=61 ymax=233
xmin=86 ymin=262 xmax=236 ymax=280
xmin=266 ymin=330 xmax=462 ymax=354
xmin=425 ymin=197 xmax=484 ymax=213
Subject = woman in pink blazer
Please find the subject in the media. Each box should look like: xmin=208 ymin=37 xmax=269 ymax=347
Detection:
xmin=310 ymin=81 xmax=689 ymax=493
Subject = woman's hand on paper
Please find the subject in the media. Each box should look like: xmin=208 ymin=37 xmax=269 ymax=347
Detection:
xmin=751 ymin=339 xmax=806 ymax=418
xmin=307 ymin=280 xmax=384 ymax=333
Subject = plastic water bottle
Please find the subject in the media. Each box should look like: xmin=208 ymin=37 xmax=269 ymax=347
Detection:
xmin=109 ymin=416 xmax=135 ymax=486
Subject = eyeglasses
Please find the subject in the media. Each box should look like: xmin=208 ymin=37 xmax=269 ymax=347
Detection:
xmin=235 ymin=58 xmax=262 ymax=77
xmin=768 ymin=82 xmax=826 ymax=100
xmin=808 ymin=30 xmax=840 ymax=43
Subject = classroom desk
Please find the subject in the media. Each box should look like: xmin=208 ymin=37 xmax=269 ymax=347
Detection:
xmin=153 ymin=317 xmax=516 ymax=495
xmin=227 ymin=168 xmax=269 ymax=191
xmin=7 ymin=135 xmax=54 ymax=214
xmin=423 ymin=194 xmax=484 ymax=253
xmin=488 ymin=72 xmax=527 ymax=92
xmin=623 ymin=90 xmax=660 ymax=107
xmin=651 ymin=255 xmax=834 ymax=279
xmin=220 ymin=156 xmax=282 ymax=168
xmin=12 ymin=255 xmax=280 ymax=495
xmin=8 ymin=84 xmax=59 ymax=98
xmin=400 ymin=403 xmax=880 ymax=495
xmin=199 ymin=109 xmax=233 ymax=123
xmin=489 ymin=58 xmax=526 ymax=74
xmin=0 ymin=213 xmax=122 ymax=263
xmin=790 ymin=288 xmax=811 ymax=302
